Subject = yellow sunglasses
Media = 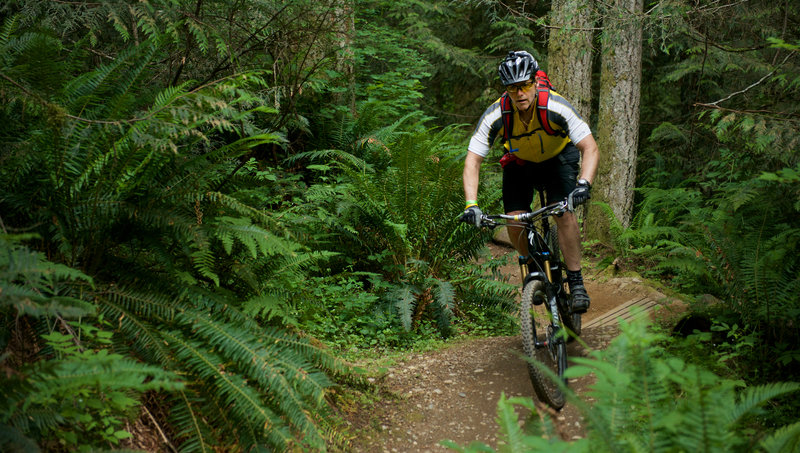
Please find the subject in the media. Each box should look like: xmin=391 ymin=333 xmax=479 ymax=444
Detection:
xmin=506 ymin=80 xmax=535 ymax=93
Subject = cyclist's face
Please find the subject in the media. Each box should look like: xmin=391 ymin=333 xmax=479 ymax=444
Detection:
xmin=506 ymin=79 xmax=535 ymax=111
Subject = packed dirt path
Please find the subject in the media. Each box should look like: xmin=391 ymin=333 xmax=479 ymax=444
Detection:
xmin=340 ymin=243 xmax=684 ymax=452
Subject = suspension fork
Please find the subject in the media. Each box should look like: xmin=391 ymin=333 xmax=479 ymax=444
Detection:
xmin=533 ymin=282 xmax=564 ymax=350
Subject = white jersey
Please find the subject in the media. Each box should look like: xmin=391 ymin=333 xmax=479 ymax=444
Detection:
xmin=468 ymin=91 xmax=591 ymax=163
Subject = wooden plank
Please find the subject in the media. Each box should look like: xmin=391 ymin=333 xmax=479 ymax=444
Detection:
xmin=584 ymin=297 xmax=657 ymax=329
xmin=583 ymin=296 xmax=648 ymax=327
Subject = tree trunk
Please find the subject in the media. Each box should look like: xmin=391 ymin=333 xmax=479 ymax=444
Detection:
xmin=546 ymin=0 xmax=595 ymax=119
xmin=588 ymin=0 xmax=643 ymax=241
xmin=335 ymin=0 xmax=356 ymax=117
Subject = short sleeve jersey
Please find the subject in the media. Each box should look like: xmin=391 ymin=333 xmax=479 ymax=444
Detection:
xmin=467 ymin=90 xmax=591 ymax=163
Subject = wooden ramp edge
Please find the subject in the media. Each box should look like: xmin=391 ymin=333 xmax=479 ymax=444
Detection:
xmin=583 ymin=296 xmax=661 ymax=329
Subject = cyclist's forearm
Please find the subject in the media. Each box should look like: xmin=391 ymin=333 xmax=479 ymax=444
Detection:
xmin=463 ymin=151 xmax=484 ymax=204
xmin=575 ymin=134 xmax=599 ymax=184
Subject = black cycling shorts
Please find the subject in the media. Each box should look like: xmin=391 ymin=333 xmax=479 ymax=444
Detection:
xmin=502 ymin=144 xmax=580 ymax=213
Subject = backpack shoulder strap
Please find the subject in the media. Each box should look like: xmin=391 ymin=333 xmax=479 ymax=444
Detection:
xmin=534 ymin=70 xmax=559 ymax=136
xmin=500 ymin=92 xmax=514 ymax=144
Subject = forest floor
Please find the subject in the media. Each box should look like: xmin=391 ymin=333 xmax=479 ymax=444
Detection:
xmin=336 ymin=242 xmax=688 ymax=452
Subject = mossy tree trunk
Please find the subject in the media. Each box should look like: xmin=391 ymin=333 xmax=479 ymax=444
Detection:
xmin=587 ymin=0 xmax=643 ymax=243
xmin=335 ymin=0 xmax=356 ymax=117
xmin=546 ymin=0 xmax=595 ymax=120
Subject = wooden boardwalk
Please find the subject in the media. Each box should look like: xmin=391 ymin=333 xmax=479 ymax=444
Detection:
xmin=583 ymin=295 xmax=663 ymax=329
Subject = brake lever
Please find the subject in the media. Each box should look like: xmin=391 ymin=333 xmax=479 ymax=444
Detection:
xmin=479 ymin=216 xmax=497 ymax=229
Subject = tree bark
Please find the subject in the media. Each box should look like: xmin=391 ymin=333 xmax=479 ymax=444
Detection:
xmin=547 ymin=0 xmax=595 ymax=119
xmin=589 ymin=0 xmax=642 ymax=240
xmin=335 ymin=0 xmax=356 ymax=117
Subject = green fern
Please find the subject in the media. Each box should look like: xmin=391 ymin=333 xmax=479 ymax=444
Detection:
xmin=390 ymin=284 xmax=420 ymax=332
xmin=0 ymin=239 xmax=181 ymax=449
xmin=295 ymin=110 xmax=510 ymax=336
xmin=0 ymin=14 xmax=348 ymax=451
xmin=0 ymin=235 xmax=94 ymax=318
xmin=760 ymin=421 xmax=800 ymax=453
xmin=445 ymin=318 xmax=800 ymax=453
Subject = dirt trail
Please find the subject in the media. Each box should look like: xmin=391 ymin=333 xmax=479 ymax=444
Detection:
xmin=341 ymin=244 xmax=684 ymax=452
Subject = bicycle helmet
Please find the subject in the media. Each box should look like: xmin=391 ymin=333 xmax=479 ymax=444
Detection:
xmin=498 ymin=51 xmax=539 ymax=86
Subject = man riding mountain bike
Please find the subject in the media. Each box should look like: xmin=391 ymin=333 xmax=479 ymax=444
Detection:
xmin=461 ymin=50 xmax=599 ymax=313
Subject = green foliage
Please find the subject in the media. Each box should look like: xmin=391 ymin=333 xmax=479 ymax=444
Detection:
xmin=0 ymin=235 xmax=94 ymax=319
xmin=352 ymin=0 xmax=546 ymax=125
xmin=614 ymin=169 xmax=800 ymax=381
xmin=0 ymin=236 xmax=181 ymax=451
xmin=299 ymin=274 xmax=401 ymax=351
xmin=4 ymin=0 xmax=797 ymax=450
xmin=294 ymin=111 xmax=512 ymax=339
xmin=0 ymin=5 xmax=352 ymax=450
xmin=614 ymin=0 xmax=800 ymax=389
xmin=5 ymin=328 xmax=180 ymax=451
xmin=443 ymin=318 xmax=800 ymax=452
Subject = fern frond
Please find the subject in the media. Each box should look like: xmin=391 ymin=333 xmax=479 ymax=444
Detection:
xmin=760 ymin=421 xmax=800 ymax=453
xmin=389 ymin=284 xmax=419 ymax=331
xmin=211 ymin=216 xmax=287 ymax=258
xmin=175 ymin=311 xmax=332 ymax=401
xmin=0 ymin=423 xmax=40 ymax=453
xmin=0 ymin=15 xmax=19 ymax=49
xmin=288 ymin=148 xmax=374 ymax=173
xmin=0 ymin=236 xmax=95 ymax=318
xmin=96 ymin=296 xmax=173 ymax=366
xmin=240 ymin=292 xmax=288 ymax=321
xmin=494 ymin=393 xmax=526 ymax=450
xmin=432 ymin=278 xmax=455 ymax=335
xmin=257 ymin=327 xmax=349 ymax=378
xmin=105 ymin=41 xmax=158 ymax=114
xmin=169 ymin=391 xmax=216 ymax=453
xmin=726 ymin=382 xmax=800 ymax=427
xmin=190 ymin=248 xmax=219 ymax=286
xmin=28 ymin=354 xmax=181 ymax=400
xmin=61 ymin=42 xmax=143 ymax=114
xmin=204 ymin=191 xmax=282 ymax=229
xmin=161 ymin=330 xmax=295 ymax=450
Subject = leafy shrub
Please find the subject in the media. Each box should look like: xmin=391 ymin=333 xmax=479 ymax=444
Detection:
xmin=0 ymin=236 xmax=181 ymax=452
xmin=629 ymin=27 xmax=800 ymax=386
xmin=292 ymin=112 xmax=512 ymax=339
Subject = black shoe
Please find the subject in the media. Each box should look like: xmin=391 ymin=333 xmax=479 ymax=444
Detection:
xmin=570 ymin=284 xmax=590 ymax=313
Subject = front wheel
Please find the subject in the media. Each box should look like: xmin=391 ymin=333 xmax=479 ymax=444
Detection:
xmin=520 ymin=280 xmax=567 ymax=409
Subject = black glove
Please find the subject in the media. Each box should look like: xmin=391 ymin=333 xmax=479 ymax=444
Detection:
xmin=570 ymin=179 xmax=592 ymax=207
xmin=460 ymin=205 xmax=483 ymax=228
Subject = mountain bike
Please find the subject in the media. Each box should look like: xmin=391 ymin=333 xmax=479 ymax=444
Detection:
xmin=478 ymin=193 xmax=582 ymax=409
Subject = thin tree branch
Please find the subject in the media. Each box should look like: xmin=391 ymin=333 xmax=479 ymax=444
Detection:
xmin=692 ymin=103 xmax=800 ymax=120
xmin=698 ymin=53 xmax=794 ymax=107
xmin=142 ymin=405 xmax=178 ymax=453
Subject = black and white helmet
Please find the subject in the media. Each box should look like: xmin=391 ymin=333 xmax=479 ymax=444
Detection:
xmin=498 ymin=51 xmax=539 ymax=86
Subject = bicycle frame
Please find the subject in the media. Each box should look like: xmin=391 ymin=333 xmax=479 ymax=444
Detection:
xmin=477 ymin=193 xmax=580 ymax=409
xmin=525 ymin=195 xmax=567 ymax=347
xmin=485 ymin=193 xmax=572 ymax=345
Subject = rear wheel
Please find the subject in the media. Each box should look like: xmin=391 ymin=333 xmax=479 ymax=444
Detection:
xmin=546 ymin=224 xmax=582 ymax=337
xmin=520 ymin=280 xmax=567 ymax=409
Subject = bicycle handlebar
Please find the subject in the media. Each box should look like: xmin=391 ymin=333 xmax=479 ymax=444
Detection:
xmin=479 ymin=198 xmax=572 ymax=229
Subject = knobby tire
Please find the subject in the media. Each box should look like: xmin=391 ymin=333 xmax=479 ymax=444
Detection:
xmin=520 ymin=280 xmax=567 ymax=409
